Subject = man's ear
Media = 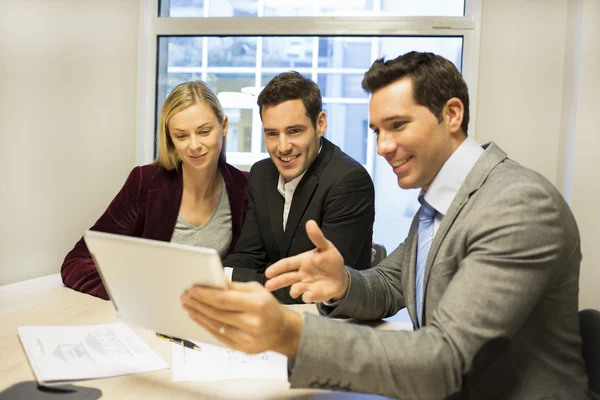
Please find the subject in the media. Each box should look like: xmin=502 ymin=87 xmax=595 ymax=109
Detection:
xmin=443 ymin=98 xmax=464 ymax=135
xmin=316 ymin=111 xmax=327 ymax=137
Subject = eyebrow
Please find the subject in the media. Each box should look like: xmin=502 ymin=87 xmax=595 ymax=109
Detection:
xmin=171 ymin=123 xmax=212 ymax=132
xmin=369 ymin=115 xmax=410 ymax=130
xmin=263 ymin=124 xmax=307 ymax=132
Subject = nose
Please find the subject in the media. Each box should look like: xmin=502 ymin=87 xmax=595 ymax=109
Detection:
xmin=278 ymin=133 xmax=292 ymax=154
xmin=189 ymin=133 xmax=200 ymax=151
xmin=376 ymin=130 xmax=396 ymax=157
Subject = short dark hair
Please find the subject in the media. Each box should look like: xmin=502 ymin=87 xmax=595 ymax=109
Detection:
xmin=257 ymin=71 xmax=322 ymax=128
xmin=362 ymin=51 xmax=470 ymax=134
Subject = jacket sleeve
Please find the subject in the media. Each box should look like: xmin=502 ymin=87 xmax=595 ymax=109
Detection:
xmin=320 ymin=166 xmax=375 ymax=270
xmin=290 ymin=182 xmax=577 ymax=399
xmin=60 ymin=167 xmax=143 ymax=300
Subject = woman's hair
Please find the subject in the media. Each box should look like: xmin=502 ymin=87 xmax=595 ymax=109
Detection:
xmin=154 ymin=81 xmax=227 ymax=170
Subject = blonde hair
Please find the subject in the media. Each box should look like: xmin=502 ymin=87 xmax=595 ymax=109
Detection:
xmin=154 ymin=81 xmax=227 ymax=170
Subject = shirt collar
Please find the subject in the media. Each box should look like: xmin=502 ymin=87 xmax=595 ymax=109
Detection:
xmin=278 ymin=171 xmax=306 ymax=196
xmin=277 ymin=139 xmax=323 ymax=196
xmin=420 ymin=136 xmax=484 ymax=216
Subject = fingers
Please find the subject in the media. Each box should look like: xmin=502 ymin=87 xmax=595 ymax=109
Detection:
xmin=305 ymin=220 xmax=330 ymax=252
xmin=181 ymin=292 xmax=243 ymax=328
xmin=184 ymin=282 xmax=265 ymax=312
xmin=264 ymin=271 xmax=302 ymax=292
xmin=181 ymin=287 xmax=270 ymax=336
xmin=288 ymin=281 xmax=309 ymax=300
xmin=183 ymin=303 xmax=253 ymax=350
xmin=265 ymin=253 xmax=304 ymax=279
xmin=302 ymin=289 xmax=328 ymax=304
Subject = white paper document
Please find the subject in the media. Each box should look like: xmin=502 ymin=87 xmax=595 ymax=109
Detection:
xmin=18 ymin=323 xmax=169 ymax=383
xmin=171 ymin=342 xmax=288 ymax=382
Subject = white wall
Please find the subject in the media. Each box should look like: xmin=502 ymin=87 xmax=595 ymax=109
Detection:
xmin=0 ymin=0 xmax=139 ymax=285
xmin=476 ymin=0 xmax=599 ymax=309
xmin=568 ymin=0 xmax=600 ymax=310
xmin=476 ymin=0 xmax=568 ymax=182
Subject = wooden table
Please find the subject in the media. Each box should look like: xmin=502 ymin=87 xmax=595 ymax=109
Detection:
xmin=0 ymin=274 xmax=410 ymax=399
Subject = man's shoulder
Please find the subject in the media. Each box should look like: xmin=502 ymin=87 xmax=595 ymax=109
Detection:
xmin=471 ymin=155 xmax=572 ymax=225
xmin=486 ymin=158 xmax=559 ymax=196
xmin=247 ymin=157 xmax=278 ymax=184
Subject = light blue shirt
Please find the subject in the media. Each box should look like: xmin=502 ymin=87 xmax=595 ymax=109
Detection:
xmin=421 ymin=135 xmax=485 ymax=237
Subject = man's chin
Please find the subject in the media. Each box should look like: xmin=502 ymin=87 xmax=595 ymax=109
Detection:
xmin=397 ymin=177 xmax=418 ymax=190
xmin=281 ymin=173 xmax=299 ymax=182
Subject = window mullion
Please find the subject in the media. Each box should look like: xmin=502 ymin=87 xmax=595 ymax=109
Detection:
xmin=251 ymin=37 xmax=264 ymax=154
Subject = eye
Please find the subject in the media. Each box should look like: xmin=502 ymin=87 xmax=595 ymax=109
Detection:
xmin=175 ymin=133 xmax=188 ymax=140
xmin=265 ymin=131 xmax=278 ymax=137
xmin=371 ymin=129 xmax=379 ymax=136
xmin=289 ymin=129 xmax=301 ymax=134
xmin=392 ymin=121 xmax=406 ymax=130
xmin=199 ymin=130 xmax=210 ymax=135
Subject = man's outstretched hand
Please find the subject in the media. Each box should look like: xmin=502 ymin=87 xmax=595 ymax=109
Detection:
xmin=265 ymin=220 xmax=349 ymax=303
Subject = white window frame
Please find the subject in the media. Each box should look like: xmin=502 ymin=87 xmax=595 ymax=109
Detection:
xmin=135 ymin=0 xmax=483 ymax=171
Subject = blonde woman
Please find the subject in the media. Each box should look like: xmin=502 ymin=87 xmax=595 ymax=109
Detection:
xmin=61 ymin=81 xmax=248 ymax=300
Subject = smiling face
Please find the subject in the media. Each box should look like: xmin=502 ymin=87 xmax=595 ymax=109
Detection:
xmin=262 ymin=99 xmax=326 ymax=182
xmin=369 ymin=76 xmax=465 ymax=191
xmin=168 ymin=102 xmax=228 ymax=173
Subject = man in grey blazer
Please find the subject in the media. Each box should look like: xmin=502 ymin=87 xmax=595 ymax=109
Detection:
xmin=181 ymin=52 xmax=591 ymax=399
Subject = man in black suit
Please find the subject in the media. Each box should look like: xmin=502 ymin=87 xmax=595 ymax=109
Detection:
xmin=223 ymin=71 xmax=375 ymax=304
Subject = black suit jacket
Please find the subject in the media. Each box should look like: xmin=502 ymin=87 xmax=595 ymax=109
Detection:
xmin=223 ymin=138 xmax=375 ymax=304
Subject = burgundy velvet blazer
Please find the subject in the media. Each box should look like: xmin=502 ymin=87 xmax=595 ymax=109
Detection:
xmin=61 ymin=160 xmax=249 ymax=300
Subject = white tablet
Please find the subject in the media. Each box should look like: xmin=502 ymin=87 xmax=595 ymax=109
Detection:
xmin=83 ymin=230 xmax=227 ymax=347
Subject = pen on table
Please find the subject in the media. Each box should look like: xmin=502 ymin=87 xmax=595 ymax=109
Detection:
xmin=155 ymin=332 xmax=201 ymax=351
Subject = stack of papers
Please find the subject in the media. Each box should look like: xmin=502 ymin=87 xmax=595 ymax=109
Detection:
xmin=172 ymin=342 xmax=288 ymax=382
xmin=18 ymin=323 xmax=169 ymax=384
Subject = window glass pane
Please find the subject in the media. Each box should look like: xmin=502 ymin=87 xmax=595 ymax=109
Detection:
xmin=165 ymin=37 xmax=203 ymax=68
xmin=318 ymin=38 xmax=371 ymax=69
xmin=224 ymin=108 xmax=253 ymax=152
xmin=261 ymin=71 xmax=311 ymax=88
xmin=263 ymin=0 xmax=314 ymax=16
xmin=209 ymin=0 xmax=258 ymax=17
xmin=161 ymin=0 xmax=204 ymax=17
xmin=381 ymin=0 xmax=464 ymax=17
xmin=323 ymin=103 xmax=368 ymax=164
xmin=206 ymin=73 xmax=255 ymax=94
xmin=161 ymin=0 xmax=464 ymax=17
xmin=317 ymin=74 xmax=367 ymax=99
xmin=262 ymin=37 xmax=313 ymax=68
xmin=317 ymin=0 xmax=374 ymax=16
xmin=378 ymin=37 xmax=463 ymax=72
xmin=207 ymin=37 xmax=257 ymax=67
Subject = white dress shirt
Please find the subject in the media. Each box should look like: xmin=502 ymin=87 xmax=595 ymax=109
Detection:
xmin=277 ymin=172 xmax=307 ymax=231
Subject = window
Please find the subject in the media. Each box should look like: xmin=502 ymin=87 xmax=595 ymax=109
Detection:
xmin=139 ymin=0 xmax=481 ymax=252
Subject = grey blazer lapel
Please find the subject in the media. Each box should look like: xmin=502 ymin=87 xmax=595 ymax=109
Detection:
xmin=403 ymin=216 xmax=420 ymax=328
xmin=422 ymin=142 xmax=508 ymax=323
